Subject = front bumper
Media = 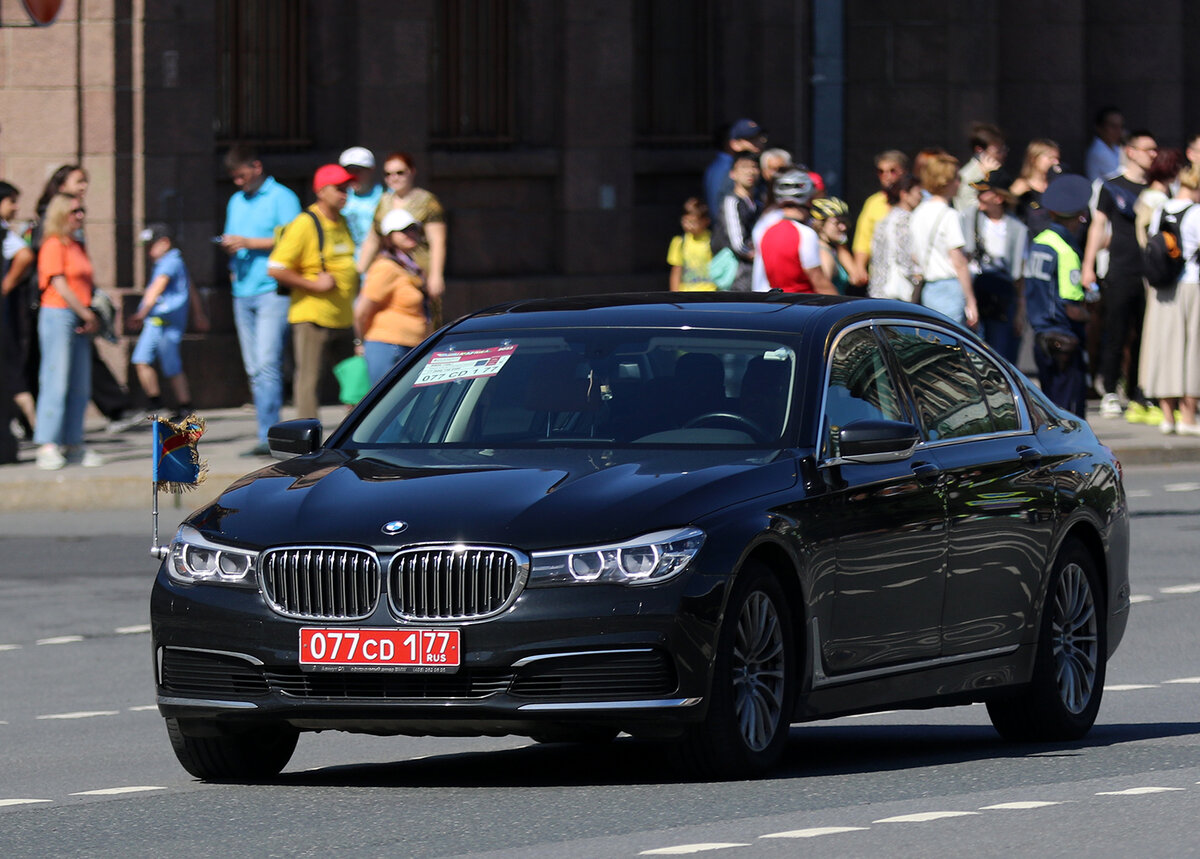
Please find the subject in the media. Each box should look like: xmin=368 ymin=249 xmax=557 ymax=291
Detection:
xmin=150 ymin=566 xmax=718 ymax=738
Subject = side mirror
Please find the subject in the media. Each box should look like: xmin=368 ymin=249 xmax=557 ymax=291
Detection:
xmin=833 ymin=419 xmax=920 ymax=464
xmin=267 ymin=419 xmax=323 ymax=459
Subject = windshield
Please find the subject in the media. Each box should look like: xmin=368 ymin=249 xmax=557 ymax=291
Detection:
xmin=344 ymin=328 xmax=799 ymax=449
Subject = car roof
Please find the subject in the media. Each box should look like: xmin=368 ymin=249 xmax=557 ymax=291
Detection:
xmin=448 ymin=292 xmax=953 ymax=334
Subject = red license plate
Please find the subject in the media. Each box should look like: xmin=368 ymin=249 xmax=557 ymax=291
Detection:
xmin=299 ymin=628 xmax=460 ymax=672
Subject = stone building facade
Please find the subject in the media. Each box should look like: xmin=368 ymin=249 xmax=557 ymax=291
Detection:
xmin=0 ymin=0 xmax=1197 ymax=407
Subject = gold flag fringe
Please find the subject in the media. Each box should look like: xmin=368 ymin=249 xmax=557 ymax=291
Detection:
xmin=154 ymin=413 xmax=209 ymax=495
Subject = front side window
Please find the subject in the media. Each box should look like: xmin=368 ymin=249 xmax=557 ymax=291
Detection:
xmin=347 ymin=329 xmax=799 ymax=448
xmin=823 ymin=326 xmax=906 ymax=457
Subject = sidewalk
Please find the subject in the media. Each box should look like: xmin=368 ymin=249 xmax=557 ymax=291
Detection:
xmin=1 ymin=400 xmax=1198 ymax=514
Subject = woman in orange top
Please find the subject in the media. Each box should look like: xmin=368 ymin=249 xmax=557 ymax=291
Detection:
xmin=354 ymin=208 xmax=428 ymax=385
xmin=34 ymin=194 xmax=102 ymax=470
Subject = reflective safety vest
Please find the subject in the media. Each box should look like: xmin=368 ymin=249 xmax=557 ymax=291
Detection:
xmin=1029 ymin=228 xmax=1084 ymax=302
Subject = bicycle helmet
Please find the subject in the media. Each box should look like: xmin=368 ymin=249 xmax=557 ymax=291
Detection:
xmin=772 ymin=169 xmax=815 ymax=206
xmin=810 ymin=196 xmax=850 ymax=221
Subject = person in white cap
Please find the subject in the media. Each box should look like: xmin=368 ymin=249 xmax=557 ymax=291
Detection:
xmin=354 ymin=208 xmax=428 ymax=385
xmin=338 ymin=146 xmax=382 ymax=264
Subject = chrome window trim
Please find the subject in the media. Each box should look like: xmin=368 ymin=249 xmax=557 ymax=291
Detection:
xmin=817 ymin=317 xmax=1034 ymax=466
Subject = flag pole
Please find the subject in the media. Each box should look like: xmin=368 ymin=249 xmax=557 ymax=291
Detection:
xmin=150 ymin=411 xmax=168 ymax=558
xmin=149 ymin=412 xmax=207 ymax=560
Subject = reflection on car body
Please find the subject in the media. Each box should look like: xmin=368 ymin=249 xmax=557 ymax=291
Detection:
xmin=150 ymin=292 xmax=1130 ymax=781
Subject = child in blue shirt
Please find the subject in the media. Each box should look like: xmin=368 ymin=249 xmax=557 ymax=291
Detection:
xmin=131 ymin=224 xmax=209 ymax=422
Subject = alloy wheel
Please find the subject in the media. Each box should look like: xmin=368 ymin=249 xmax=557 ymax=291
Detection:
xmin=732 ymin=590 xmax=786 ymax=751
xmin=1052 ymin=561 xmax=1099 ymax=715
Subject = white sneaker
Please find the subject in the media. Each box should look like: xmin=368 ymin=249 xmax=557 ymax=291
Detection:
xmin=80 ymin=448 xmax=105 ymax=467
xmin=1100 ymin=393 xmax=1123 ymax=418
xmin=36 ymin=445 xmax=67 ymax=470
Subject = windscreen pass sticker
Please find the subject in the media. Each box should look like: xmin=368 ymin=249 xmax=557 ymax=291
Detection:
xmin=414 ymin=345 xmax=517 ymax=387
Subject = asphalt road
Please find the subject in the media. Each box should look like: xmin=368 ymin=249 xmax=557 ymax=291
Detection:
xmin=1 ymin=463 xmax=1199 ymax=858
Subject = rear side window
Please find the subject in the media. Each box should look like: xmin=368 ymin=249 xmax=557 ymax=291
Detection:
xmin=883 ymin=326 xmax=992 ymax=441
xmin=965 ymin=346 xmax=1020 ymax=432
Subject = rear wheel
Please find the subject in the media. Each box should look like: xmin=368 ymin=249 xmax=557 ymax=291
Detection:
xmin=166 ymin=718 xmax=298 ymax=781
xmin=987 ymin=539 xmax=1106 ymax=741
xmin=672 ymin=563 xmax=795 ymax=779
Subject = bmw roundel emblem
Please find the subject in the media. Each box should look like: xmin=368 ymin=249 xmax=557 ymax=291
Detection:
xmin=381 ymin=520 xmax=409 ymax=535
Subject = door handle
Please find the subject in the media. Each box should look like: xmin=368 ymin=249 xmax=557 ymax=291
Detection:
xmin=912 ymin=461 xmax=942 ymax=486
xmin=1017 ymin=445 xmax=1042 ymax=465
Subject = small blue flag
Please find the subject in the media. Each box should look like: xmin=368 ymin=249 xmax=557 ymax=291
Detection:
xmin=152 ymin=415 xmax=207 ymax=493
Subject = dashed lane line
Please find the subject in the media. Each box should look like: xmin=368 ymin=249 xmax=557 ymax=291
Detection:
xmin=0 ymin=799 xmax=52 ymax=807
xmin=978 ymin=801 xmax=1066 ymax=810
xmin=874 ymin=811 xmax=980 ymax=824
xmin=36 ymin=636 xmax=84 ymax=646
xmin=640 ymin=845 xmax=750 ymax=855
xmin=1160 ymin=584 xmax=1200 ymax=595
xmin=0 ymin=644 xmax=20 ymax=652
xmin=1130 ymin=594 xmax=1154 ymax=603
xmin=115 ymin=625 xmax=151 ymax=635
xmin=1164 ymin=482 xmax=1200 ymax=492
xmin=1097 ymin=787 xmax=1186 ymax=796
xmin=761 ymin=827 xmax=869 ymax=839
xmin=1106 ymin=684 xmax=1158 ymax=691
xmin=35 ymin=711 xmax=120 ymax=721
xmin=1165 ymin=677 xmax=1200 ymax=684
xmin=70 ymin=786 xmax=165 ymax=797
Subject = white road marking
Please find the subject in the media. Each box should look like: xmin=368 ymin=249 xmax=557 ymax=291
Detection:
xmin=874 ymin=811 xmax=980 ymax=823
xmin=70 ymin=786 xmax=165 ymax=797
xmin=1164 ymin=482 xmax=1200 ymax=492
xmin=1165 ymin=677 xmax=1200 ymax=684
xmin=36 ymin=710 xmax=120 ymax=721
xmin=127 ymin=705 xmax=158 ymax=712
xmin=1129 ymin=594 xmax=1154 ymax=604
xmin=36 ymin=636 xmax=84 ymax=646
xmin=847 ymin=710 xmax=898 ymax=718
xmin=0 ymin=799 xmax=52 ymax=807
xmin=1096 ymin=787 xmax=1185 ymax=796
xmin=979 ymin=801 xmax=1064 ymax=810
xmin=0 ymin=644 xmax=20 ymax=651
xmin=1160 ymin=584 xmax=1200 ymax=595
xmin=761 ymin=827 xmax=868 ymax=838
xmin=115 ymin=625 xmax=151 ymax=635
xmin=640 ymin=845 xmax=750 ymax=855
xmin=1105 ymin=684 xmax=1157 ymax=691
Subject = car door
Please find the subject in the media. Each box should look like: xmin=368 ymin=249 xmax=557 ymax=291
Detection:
xmin=819 ymin=324 xmax=948 ymax=675
xmin=881 ymin=324 xmax=1057 ymax=658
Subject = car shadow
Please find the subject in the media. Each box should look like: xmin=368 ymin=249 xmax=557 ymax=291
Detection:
xmin=262 ymin=719 xmax=1200 ymax=788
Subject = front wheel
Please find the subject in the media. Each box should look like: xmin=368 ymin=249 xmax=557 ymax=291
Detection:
xmin=987 ymin=538 xmax=1106 ymax=741
xmin=166 ymin=718 xmax=298 ymax=781
xmin=672 ymin=563 xmax=795 ymax=779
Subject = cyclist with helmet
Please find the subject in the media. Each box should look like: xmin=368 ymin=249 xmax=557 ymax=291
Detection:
xmin=810 ymin=196 xmax=859 ymax=295
xmin=758 ymin=169 xmax=837 ymax=294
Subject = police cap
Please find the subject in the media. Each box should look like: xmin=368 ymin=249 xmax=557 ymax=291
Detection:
xmin=1041 ymin=174 xmax=1091 ymax=215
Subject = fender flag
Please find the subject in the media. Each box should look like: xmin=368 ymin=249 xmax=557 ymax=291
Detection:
xmin=152 ymin=415 xmax=207 ymax=493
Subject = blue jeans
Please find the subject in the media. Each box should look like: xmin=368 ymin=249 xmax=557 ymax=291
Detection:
xmin=920 ymin=278 xmax=967 ymax=326
xmin=233 ymin=291 xmax=291 ymax=443
xmin=35 ymin=307 xmax=92 ymax=447
xmin=364 ymin=340 xmax=411 ymax=386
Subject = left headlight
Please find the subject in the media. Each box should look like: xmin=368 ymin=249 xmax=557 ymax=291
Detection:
xmin=529 ymin=527 xmax=705 ymax=587
xmin=167 ymin=524 xmax=258 ymax=586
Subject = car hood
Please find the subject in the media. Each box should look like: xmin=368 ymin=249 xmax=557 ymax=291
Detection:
xmin=190 ymin=447 xmax=799 ymax=551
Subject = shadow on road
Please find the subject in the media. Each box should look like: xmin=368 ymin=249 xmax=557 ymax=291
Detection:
xmin=264 ymin=719 xmax=1200 ymax=788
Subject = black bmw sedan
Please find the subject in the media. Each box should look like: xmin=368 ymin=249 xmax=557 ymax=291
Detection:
xmin=150 ymin=293 xmax=1130 ymax=780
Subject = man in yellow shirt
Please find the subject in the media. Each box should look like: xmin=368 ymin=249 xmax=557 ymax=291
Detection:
xmin=852 ymin=149 xmax=908 ymax=287
xmin=268 ymin=164 xmax=359 ymax=420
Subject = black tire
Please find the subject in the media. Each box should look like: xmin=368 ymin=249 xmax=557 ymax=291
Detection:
xmin=987 ymin=538 xmax=1106 ymax=742
xmin=671 ymin=563 xmax=795 ymax=779
xmin=166 ymin=718 xmax=299 ymax=781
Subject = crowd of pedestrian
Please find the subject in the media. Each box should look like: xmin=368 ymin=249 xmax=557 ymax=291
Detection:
xmin=0 ymin=143 xmax=447 ymax=467
xmin=671 ymin=112 xmax=1200 ymax=426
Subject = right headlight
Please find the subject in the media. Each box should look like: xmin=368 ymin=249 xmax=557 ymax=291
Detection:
xmin=528 ymin=527 xmax=705 ymax=587
xmin=167 ymin=524 xmax=258 ymax=586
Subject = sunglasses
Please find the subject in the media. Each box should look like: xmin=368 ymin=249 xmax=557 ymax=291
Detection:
xmin=71 ymin=207 xmax=86 ymax=215
xmin=385 ymin=169 xmax=410 ymax=177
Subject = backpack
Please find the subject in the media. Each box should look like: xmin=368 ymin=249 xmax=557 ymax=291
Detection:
xmin=1142 ymin=204 xmax=1193 ymax=289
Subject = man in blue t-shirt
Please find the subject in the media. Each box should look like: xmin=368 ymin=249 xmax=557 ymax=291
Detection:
xmin=131 ymin=223 xmax=209 ymax=423
xmin=338 ymin=146 xmax=382 ymax=269
xmin=219 ymin=144 xmax=302 ymax=456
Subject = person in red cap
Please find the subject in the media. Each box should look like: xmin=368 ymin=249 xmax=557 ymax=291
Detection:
xmin=268 ymin=164 xmax=359 ymax=421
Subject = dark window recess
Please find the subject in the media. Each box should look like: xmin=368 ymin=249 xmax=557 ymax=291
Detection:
xmin=431 ymin=0 xmax=515 ymax=149
xmin=215 ymin=0 xmax=309 ymax=147
xmin=634 ymin=0 xmax=714 ymax=145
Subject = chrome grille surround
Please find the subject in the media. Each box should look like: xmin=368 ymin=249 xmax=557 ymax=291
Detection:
xmin=260 ymin=546 xmax=381 ymax=620
xmin=388 ymin=546 xmax=529 ymax=621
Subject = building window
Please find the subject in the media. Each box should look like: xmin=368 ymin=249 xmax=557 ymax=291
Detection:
xmin=215 ymin=0 xmax=309 ymax=147
xmin=431 ymin=0 xmax=515 ymax=148
xmin=634 ymin=0 xmax=713 ymax=145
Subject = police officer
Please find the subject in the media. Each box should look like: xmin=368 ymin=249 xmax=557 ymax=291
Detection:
xmin=1024 ymin=174 xmax=1094 ymax=417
